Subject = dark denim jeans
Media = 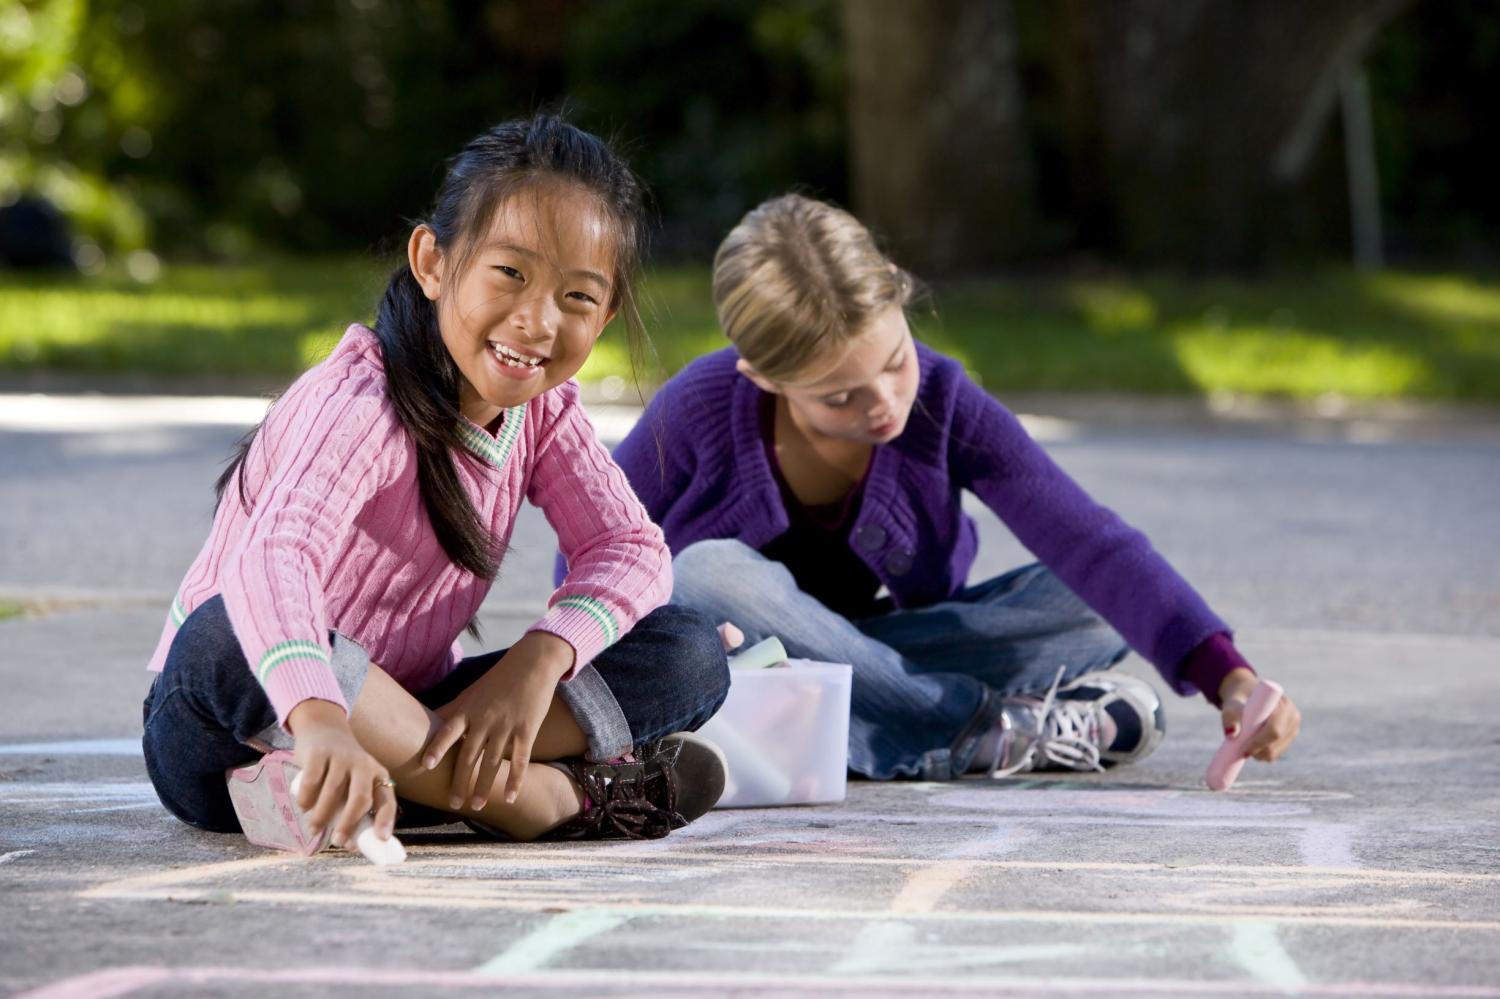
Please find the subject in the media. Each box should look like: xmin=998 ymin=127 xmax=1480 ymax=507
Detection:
xmin=141 ymin=595 xmax=729 ymax=833
xmin=671 ymin=540 xmax=1130 ymax=781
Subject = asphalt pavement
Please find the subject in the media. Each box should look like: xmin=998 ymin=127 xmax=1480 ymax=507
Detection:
xmin=1 ymin=391 xmax=1498 ymax=998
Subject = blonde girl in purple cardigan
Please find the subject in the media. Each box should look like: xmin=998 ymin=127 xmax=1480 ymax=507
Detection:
xmin=142 ymin=116 xmax=729 ymax=850
xmin=615 ymin=194 xmax=1301 ymax=783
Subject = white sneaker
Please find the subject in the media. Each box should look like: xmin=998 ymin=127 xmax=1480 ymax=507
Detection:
xmin=983 ymin=667 xmax=1166 ymax=777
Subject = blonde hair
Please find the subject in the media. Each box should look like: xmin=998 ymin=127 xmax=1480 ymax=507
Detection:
xmin=712 ymin=194 xmax=915 ymax=384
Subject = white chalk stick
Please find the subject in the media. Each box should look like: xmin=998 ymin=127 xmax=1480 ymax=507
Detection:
xmin=289 ymin=772 xmax=406 ymax=865
xmin=354 ymin=822 xmax=407 ymax=865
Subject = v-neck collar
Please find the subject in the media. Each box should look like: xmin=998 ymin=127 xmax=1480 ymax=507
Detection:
xmin=456 ymin=402 xmax=527 ymax=470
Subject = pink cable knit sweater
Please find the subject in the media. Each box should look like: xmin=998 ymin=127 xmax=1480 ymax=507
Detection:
xmin=146 ymin=323 xmax=671 ymax=727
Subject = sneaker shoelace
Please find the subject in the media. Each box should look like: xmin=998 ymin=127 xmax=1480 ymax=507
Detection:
xmin=987 ymin=665 xmax=1107 ymax=778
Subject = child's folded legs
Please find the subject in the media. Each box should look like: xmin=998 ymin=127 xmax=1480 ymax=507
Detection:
xmin=466 ymin=731 xmax=728 ymax=842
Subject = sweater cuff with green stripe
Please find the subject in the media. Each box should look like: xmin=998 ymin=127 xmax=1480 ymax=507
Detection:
xmin=530 ymin=594 xmax=623 ymax=677
xmin=257 ymin=639 xmax=350 ymax=727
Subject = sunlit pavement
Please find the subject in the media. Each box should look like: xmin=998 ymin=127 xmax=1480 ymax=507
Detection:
xmin=2 ymin=392 xmax=1498 ymax=997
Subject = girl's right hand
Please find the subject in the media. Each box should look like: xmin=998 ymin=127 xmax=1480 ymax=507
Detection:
xmin=1218 ymin=668 xmax=1301 ymax=762
xmin=286 ymin=699 xmax=398 ymax=844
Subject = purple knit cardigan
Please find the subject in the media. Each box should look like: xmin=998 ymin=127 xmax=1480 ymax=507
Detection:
xmin=603 ymin=344 xmax=1250 ymax=702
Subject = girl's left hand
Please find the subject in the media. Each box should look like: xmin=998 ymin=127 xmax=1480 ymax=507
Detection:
xmin=1219 ymin=667 xmax=1302 ymax=762
xmin=421 ymin=631 xmax=575 ymax=811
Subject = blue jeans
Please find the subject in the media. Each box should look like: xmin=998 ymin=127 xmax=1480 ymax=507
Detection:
xmin=671 ymin=540 xmax=1129 ymax=781
xmin=141 ymin=595 xmax=729 ymax=833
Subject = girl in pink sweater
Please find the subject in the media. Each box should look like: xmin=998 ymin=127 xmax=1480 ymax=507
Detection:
xmin=142 ymin=115 xmax=730 ymax=848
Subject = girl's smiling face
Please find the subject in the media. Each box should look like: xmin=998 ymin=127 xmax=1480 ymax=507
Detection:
xmin=763 ymin=305 xmax=920 ymax=445
xmin=410 ymin=184 xmax=617 ymax=427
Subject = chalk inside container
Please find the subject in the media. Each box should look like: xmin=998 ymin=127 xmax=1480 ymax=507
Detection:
xmin=698 ymin=658 xmax=852 ymax=808
xmin=727 ymin=636 xmax=789 ymax=671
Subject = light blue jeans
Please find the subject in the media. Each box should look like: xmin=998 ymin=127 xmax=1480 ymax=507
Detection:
xmin=671 ymin=539 xmax=1130 ymax=780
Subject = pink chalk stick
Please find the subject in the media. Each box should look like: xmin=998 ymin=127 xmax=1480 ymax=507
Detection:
xmin=1205 ymin=679 xmax=1283 ymax=791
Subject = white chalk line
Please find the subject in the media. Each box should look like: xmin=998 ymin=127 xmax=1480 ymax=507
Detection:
xmin=830 ymin=921 xmax=918 ymax=976
xmin=1300 ymin=822 xmax=1359 ymax=868
xmin=0 ymin=739 xmax=143 ymax=756
xmin=475 ymin=908 xmax=634 ymax=975
xmin=0 ymin=779 xmax=158 ymax=816
xmin=830 ymin=846 xmax=1090 ymax=976
xmin=1156 ymin=874 xmax=1434 ymax=919
xmin=0 ymin=782 xmax=156 ymax=804
xmin=1230 ymin=921 xmax=1310 ymax=992
xmin=941 ymin=821 xmax=1035 ymax=859
xmin=830 ymin=921 xmax=1096 ymax=977
xmin=17 ymin=964 xmax=1500 ymax=998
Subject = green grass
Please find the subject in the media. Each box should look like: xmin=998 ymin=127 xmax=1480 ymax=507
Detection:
xmin=923 ymin=271 xmax=1500 ymax=401
xmin=0 ymin=601 xmax=25 ymax=622
xmin=3 ymin=258 xmax=1499 ymax=402
xmin=0 ymin=258 xmax=387 ymax=376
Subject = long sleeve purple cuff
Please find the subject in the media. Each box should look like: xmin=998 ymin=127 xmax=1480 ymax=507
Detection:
xmin=1180 ymin=632 xmax=1255 ymax=707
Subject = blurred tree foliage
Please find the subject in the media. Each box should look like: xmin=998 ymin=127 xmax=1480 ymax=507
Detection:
xmin=0 ymin=0 xmax=1492 ymax=268
xmin=0 ymin=0 xmax=150 ymax=253
xmin=0 ymin=0 xmax=841 ymax=261
xmin=567 ymin=0 xmax=844 ymax=257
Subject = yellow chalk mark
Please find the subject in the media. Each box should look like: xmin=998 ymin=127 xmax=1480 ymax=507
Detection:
xmin=472 ymin=846 xmax=1500 ymax=885
xmin=77 ymin=845 xmax=1500 ymax=940
xmin=75 ymin=885 xmax=1500 ymax=931
xmin=80 ymin=846 xmax=1500 ymax=906
xmin=889 ymin=861 xmax=969 ymax=914
xmin=77 ymin=853 xmax=299 ymax=900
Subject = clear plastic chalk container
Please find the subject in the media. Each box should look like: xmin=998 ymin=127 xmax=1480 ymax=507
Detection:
xmin=698 ymin=658 xmax=852 ymax=808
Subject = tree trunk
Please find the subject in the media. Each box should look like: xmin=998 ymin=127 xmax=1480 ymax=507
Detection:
xmin=841 ymin=0 xmax=1037 ymax=276
xmin=1059 ymin=0 xmax=1411 ymax=268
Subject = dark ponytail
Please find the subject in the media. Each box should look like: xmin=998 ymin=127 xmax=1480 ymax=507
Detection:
xmin=215 ymin=112 xmax=650 ymax=581
xmin=374 ymin=264 xmax=500 ymax=577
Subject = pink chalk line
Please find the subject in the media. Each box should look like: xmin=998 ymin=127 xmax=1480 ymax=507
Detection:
xmin=15 ymin=966 xmax=1500 ymax=998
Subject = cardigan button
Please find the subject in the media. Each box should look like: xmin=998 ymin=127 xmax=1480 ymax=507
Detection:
xmin=854 ymin=524 xmax=887 ymax=552
xmin=884 ymin=549 xmax=914 ymax=577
